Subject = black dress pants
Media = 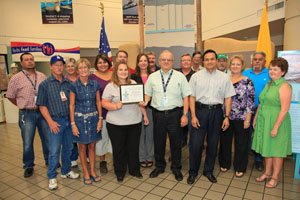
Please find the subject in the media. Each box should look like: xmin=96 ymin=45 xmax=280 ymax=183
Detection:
xmin=152 ymin=107 xmax=182 ymax=172
xmin=219 ymin=120 xmax=250 ymax=172
xmin=189 ymin=107 xmax=223 ymax=176
xmin=106 ymin=122 xmax=142 ymax=177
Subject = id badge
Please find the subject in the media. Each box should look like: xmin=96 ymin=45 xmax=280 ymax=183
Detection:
xmin=161 ymin=96 xmax=168 ymax=107
xmin=34 ymin=95 xmax=37 ymax=104
xmin=60 ymin=91 xmax=67 ymax=101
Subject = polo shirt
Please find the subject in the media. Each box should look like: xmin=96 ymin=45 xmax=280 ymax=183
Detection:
xmin=242 ymin=67 xmax=270 ymax=107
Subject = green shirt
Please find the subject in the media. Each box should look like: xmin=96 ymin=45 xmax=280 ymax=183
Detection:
xmin=145 ymin=69 xmax=191 ymax=111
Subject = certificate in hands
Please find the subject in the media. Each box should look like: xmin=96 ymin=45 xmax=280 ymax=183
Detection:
xmin=120 ymin=84 xmax=144 ymax=104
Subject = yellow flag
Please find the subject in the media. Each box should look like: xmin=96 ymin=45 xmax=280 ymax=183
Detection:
xmin=256 ymin=3 xmax=272 ymax=68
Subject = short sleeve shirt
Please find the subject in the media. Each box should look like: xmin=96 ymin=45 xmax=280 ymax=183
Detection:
xmin=6 ymin=70 xmax=47 ymax=109
xmin=102 ymin=80 xmax=142 ymax=125
xmin=69 ymin=78 xmax=101 ymax=114
xmin=36 ymin=74 xmax=70 ymax=117
xmin=189 ymin=69 xmax=236 ymax=104
xmin=144 ymin=69 xmax=191 ymax=111
xmin=242 ymin=67 xmax=270 ymax=107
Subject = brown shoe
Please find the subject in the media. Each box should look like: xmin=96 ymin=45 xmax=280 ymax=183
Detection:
xmin=100 ymin=161 xmax=108 ymax=173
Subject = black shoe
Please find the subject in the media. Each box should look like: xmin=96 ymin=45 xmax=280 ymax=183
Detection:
xmin=117 ymin=176 xmax=124 ymax=183
xmin=24 ymin=167 xmax=34 ymax=178
xmin=187 ymin=175 xmax=196 ymax=185
xmin=130 ymin=172 xmax=143 ymax=179
xmin=100 ymin=161 xmax=108 ymax=173
xmin=203 ymin=173 xmax=217 ymax=183
xmin=173 ymin=171 xmax=183 ymax=181
xmin=255 ymin=161 xmax=264 ymax=172
xmin=149 ymin=168 xmax=164 ymax=178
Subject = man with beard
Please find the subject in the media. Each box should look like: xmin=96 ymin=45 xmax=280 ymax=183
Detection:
xmin=217 ymin=54 xmax=231 ymax=75
xmin=191 ymin=51 xmax=204 ymax=72
xmin=243 ymin=51 xmax=270 ymax=172
xmin=147 ymin=51 xmax=160 ymax=73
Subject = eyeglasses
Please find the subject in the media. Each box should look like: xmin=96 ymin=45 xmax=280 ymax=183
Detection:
xmin=160 ymin=58 xmax=173 ymax=62
xmin=181 ymin=59 xmax=191 ymax=62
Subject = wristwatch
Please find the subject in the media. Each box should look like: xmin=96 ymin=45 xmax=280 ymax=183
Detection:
xmin=183 ymin=113 xmax=188 ymax=116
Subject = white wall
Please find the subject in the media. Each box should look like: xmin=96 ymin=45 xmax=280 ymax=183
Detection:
xmin=201 ymin=0 xmax=285 ymax=40
xmin=0 ymin=0 xmax=139 ymax=50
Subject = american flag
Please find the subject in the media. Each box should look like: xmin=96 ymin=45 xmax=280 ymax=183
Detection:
xmin=99 ymin=17 xmax=112 ymax=61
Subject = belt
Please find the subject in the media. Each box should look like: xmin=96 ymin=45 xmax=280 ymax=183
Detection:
xmin=20 ymin=108 xmax=39 ymax=112
xmin=153 ymin=107 xmax=180 ymax=115
xmin=195 ymin=102 xmax=222 ymax=109
xmin=75 ymin=111 xmax=98 ymax=119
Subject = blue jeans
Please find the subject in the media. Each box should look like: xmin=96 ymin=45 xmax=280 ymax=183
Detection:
xmin=71 ymin=143 xmax=78 ymax=162
xmin=18 ymin=110 xmax=49 ymax=169
xmin=47 ymin=116 xmax=73 ymax=179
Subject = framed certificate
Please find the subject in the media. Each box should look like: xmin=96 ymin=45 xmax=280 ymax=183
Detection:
xmin=120 ymin=84 xmax=144 ymax=104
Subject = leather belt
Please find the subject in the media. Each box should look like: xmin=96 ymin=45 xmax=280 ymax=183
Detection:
xmin=20 ymin=108 xmax=39 ymax=112
xmin=195 ymin=102 xmax=222 ymax=109
xmin=153 ymin=107 xmax=180 ymax=115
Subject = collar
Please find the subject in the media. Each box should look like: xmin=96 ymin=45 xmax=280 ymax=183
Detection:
xmin=270 ymin=77 xmax=284 ymax=86
xmin=204 ymin=68 xmax=217 ymax=75
xmin=160 ymin=69 xmax=172 ymax=75
xmin=249 ymin=67 xmax=268 ymax=74
xmin=77 ymin=78 xmax=93 ymax=86
xmin=22 ymin=69 xmax=36 ymax=76
xmin=49 ymin=74 xmax=69 ymax=83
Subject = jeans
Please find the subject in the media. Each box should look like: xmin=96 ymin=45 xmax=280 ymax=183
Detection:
xmin=71 ymin=143 xmax=78 ymax=162
xmin=18 ymin=110 xmax=49 ymax=169
xmin=47 ymin=116 xmax=73 ymax=179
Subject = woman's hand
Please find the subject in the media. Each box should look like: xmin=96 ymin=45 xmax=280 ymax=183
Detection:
xmin=252 ymin=118 xmax=257 ymax=130
xmin=97 ymin=119 xmax=103 ymax=132
xmin=244 ymin=120 xmax=250 ymax=129
xmin=143 ymin=116 xmax=149 ymax=126
xmin=115 ymin=101 xmax=123 ymax=110
xmin=72 ymin=125 xmax=80 ymax=137
xmin=270 ymin=128 xmax=278 ymax=138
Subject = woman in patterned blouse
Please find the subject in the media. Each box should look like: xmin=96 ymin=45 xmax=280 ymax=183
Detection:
xmin=218 ymin=55 xmax=255 ymax=177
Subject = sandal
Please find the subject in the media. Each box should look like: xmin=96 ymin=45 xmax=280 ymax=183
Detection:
xmin=146 ymin=161 xmax=153 ymax=168
xmin=235 ymin=171 xmax=244 ymax=178
xmin=220 ymin=167 xmax=228 ymax=172
xmin=83 ymin=178 xmax=92 ymax=185
xmin=140 ymin=161 xmax=147 ymax=168
xmin=255 ymin=174 xmax=271 ymax=182
xmin=90 ymin=175 xmax=101 ymax=183
xmin=266 ymin=178 xmax=279 ymax=188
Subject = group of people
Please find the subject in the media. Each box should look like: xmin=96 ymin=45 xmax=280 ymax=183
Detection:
xmin=6 ymin=48 xmax=292 ymax=191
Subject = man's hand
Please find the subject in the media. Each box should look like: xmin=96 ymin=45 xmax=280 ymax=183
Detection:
xmin=191 ymin=116 xmax=200 ymax=128
xmin=48 ymin=120 xmax=61 ymax=134
xmin=181 ymin=115 xmax=188 ymax=127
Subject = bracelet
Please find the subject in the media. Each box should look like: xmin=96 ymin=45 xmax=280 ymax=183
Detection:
xmin=225 ymin=115 xmax=229 ymax=119
xmin=99 ymin=116 xmax=103 ymax=119
xmin=71 ymin=122 xmax=75 ymax=125
xmin=245 ymin=120 xmax=250 ymax=123
xmin=183 ymin=113 xmax=188 ymax=116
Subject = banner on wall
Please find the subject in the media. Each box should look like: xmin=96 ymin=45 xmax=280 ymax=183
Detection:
xmin=41 ymin=0 xmax=73 ymax=24
xmin=278 ymin=50 xmax=300 ymax=153
xmin=10 ymin=41 xmax=80 ymax=62
xmin=123 ymin=0 xmax=138 ymax=24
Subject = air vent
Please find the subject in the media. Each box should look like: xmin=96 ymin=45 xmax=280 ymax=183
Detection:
xmin=257 ymin=1 xmax=284 ymax=16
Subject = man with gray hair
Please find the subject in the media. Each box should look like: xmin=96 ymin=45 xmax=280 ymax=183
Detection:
xmin=147 ymin=51 xmax=160 ymax=73
xmin=243 ymin=51 xmax=270 ymax=172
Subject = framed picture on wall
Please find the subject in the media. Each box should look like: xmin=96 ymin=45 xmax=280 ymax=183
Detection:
xmin=0 ymin=55 xmax=8 ymax=91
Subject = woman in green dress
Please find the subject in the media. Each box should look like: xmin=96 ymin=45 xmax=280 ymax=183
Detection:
xmin=252 ymin=57 xmax=292 ymax=188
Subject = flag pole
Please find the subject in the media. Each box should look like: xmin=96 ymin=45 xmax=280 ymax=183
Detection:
xmin=138 ymin=0 xmax=145 ymax=53
xmin=98 ymin=2 xmax=104 ymax=17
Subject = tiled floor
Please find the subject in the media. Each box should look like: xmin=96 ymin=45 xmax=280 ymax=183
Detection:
xmin=0 ymin=123 xmax=300 ymax=200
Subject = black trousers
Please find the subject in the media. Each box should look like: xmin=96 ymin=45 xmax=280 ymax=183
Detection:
xmin=219 ymin=120 xmax=250 ymax=172
xmin=152 ymin=107 xmax=182 ymax=171
xmin=189 ymin=107 xmax=223 ymax=176
xmin=106 ymin=122 xmax=142 ymax=177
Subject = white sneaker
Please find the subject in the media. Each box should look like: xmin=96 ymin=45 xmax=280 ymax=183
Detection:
xmin=61 ymin=171 xmax=80 ymax=179
xmin=49 ymin=178 xmax=58 ymax=190
xmin=71 ymin=161 xmax=78 ymax=168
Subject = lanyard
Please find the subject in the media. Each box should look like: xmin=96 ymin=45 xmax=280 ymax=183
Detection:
xmin=22 ymin=70 xmax=37 ymax=91
xmin=160 ymin=70 xmax=173 ymax=93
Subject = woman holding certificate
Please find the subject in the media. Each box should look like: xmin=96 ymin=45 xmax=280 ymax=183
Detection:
xmin=102 ymin=62 xmax=149 ymax=183
xmin=69 ymin=58 xmax=102 ymax=185
xmin=131 ymin=54 xmax=154 ymax=168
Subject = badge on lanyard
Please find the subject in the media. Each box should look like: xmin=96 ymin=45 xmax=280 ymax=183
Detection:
xmin=60 ymin=91 xmax=67 ymax=101
xmin=160 ymin=70 xmax=173 ymax=107
xmin=161 ymin=96 xmax=168 ymax=106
